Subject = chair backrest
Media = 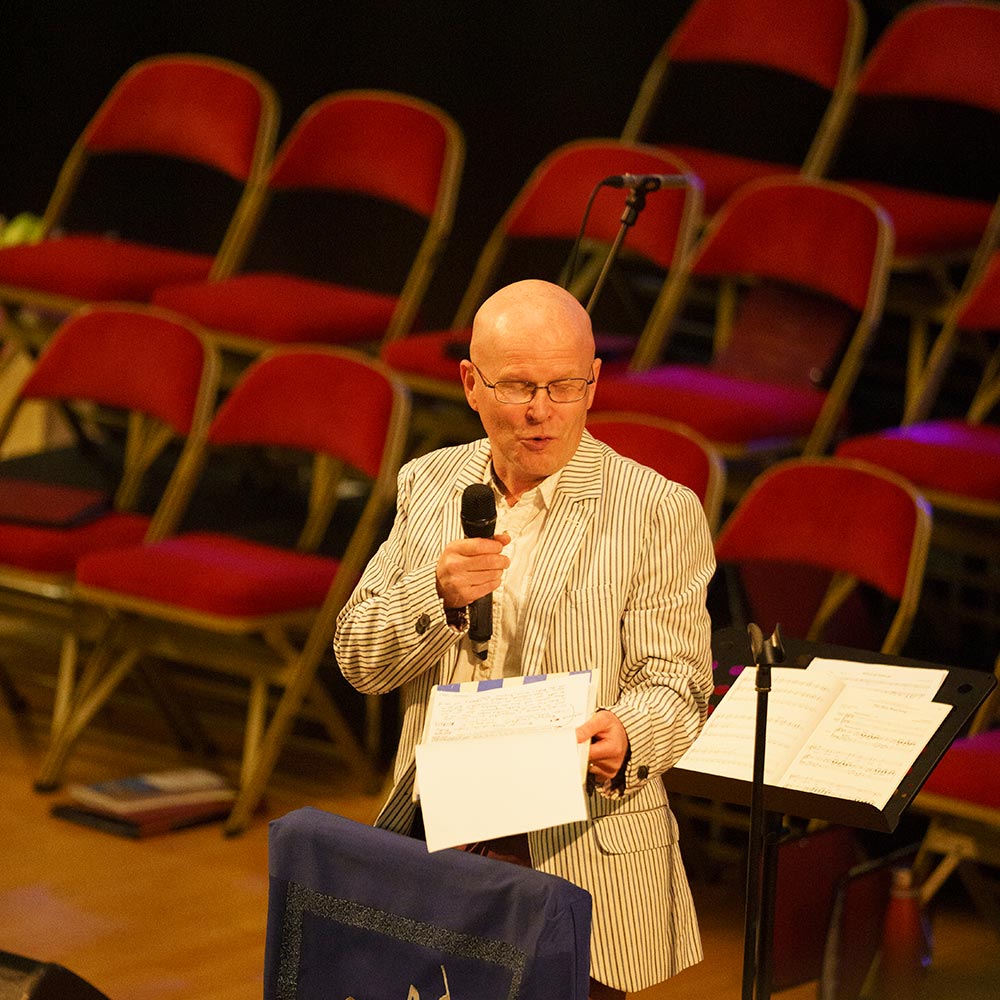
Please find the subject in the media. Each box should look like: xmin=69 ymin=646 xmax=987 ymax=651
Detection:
xmin=179 ymin=346 xmax=409 ymax=565
xmin=712 ymin=457 xmax=932 ymax=655
xmin=450 ymin=138 xmax=703 ymax=340
xmin=238 ymin=89 xmax=465 ymax=345
xmin=45 ymin=54 xmax=279 ymax=277
xmin=586 ymin=413 xmax=725 ymax=531
xmin=630 ymin=176 xmax=894 ymax=455
xmin=0 ymin=304 xmax=218 ymax=513
xmin=622 ymin=0 xmax=864 ymax=214
xmin=813 ymin=1 xmax=1000 ymax=264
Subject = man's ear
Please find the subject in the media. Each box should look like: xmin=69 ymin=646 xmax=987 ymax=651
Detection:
xmin=460 ymin=360 xmax=479 ymax=411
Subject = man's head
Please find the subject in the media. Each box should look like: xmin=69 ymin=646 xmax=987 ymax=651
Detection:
xmin=461 ymin=279 xmax=600 ymax=500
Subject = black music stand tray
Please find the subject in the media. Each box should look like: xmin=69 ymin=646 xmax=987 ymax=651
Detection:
xmin=665 ymin=627 xmax=997 ymax=1000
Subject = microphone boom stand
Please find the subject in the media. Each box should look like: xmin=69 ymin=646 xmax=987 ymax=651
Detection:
xmin=585 ymin=187 xmax=647 ymax=316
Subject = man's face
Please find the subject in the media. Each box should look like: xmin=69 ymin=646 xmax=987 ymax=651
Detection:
xmin=462 ymin=307 xmax=600 ymax=499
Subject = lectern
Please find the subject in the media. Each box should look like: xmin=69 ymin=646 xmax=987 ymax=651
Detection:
xmin=264 ymin=807 xmax=592 ymax=1000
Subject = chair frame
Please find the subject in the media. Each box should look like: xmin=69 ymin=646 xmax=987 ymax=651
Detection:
xmin=35 ymin=346 xmax=411 ymax=835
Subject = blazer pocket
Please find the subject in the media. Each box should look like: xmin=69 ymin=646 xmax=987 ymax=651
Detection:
xmin=549 ymin=584 xmax=618 ymax=675
xmin=592 ymin=803 xmax=679 ymax=856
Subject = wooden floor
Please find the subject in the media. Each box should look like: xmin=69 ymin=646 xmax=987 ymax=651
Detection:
xmin=1 ymin=654 xmax=998 ymax=999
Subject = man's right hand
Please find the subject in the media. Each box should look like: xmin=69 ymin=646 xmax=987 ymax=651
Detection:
xmin=435 ymin=533 xmax=510 ymax=609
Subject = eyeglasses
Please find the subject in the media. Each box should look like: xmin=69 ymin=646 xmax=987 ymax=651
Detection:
xmin=472 ymin=362 xmax=595 ymax=404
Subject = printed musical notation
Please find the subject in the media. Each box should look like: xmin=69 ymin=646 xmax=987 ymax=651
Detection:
xmin=675 ymin=658 xmax=952 ymax=809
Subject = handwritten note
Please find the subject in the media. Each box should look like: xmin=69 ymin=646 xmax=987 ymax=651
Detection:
xmin=415 ymin=671 xmax=597 ymax=852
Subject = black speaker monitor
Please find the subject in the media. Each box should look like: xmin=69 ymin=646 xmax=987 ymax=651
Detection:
xmin=0 ymin=952 xmax=111 ymax=1000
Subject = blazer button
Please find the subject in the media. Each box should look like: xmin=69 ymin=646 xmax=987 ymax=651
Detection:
xmin=414 ymin=613 xmax=431 ymax=634
xmin=637 ymin=765 xmax=649 ymax=781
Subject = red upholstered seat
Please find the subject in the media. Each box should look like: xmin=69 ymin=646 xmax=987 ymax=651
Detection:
xmin=0 ymin=303 xmax=217 ymax=762
xmin=838 ymin=421 xmax=1000 ymax=505
xmin=712 ymin=457 xmax=931 ymax=655
xmin=594 ymin=366 xmax=827 ymax=449
xmin=0 ymin=236 xmax=215 ymax=302
xmin=921 ymin=729 xmax=1000 ymax=812
xmin=154 ymin=273 xmax=399 ymax=346
xmin=835 ymin=234 xmax=1000 ymax=520
xmin=380 ymin=327 xmax=466 ymax=387
xmin=586 ymin=413 xmax=726 ymax=531
xmin=851 ymin=184 xmax=995 ymax=263
xmin=812 ymin=0 xmax=1000 ymax=338
xmin=381 ymin=139 xmax=703 ymax=449
xmin=76 ymin=533 xmax=338 ymax=617
xmin=0 ymin=514 xmax=151 ymax=575
xmin=595 ymin=177 xmax=892 ymax=470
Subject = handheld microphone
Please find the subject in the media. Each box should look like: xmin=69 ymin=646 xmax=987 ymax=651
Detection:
xmin=601 ymin=173 xmax=688 ymax=192
xmin=460 ymin=483 xmax=497 ymax=650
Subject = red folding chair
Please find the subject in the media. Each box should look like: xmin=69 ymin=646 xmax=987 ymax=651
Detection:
xmin=623 ymin=0 xmax=864 ymax=215
xmin=0 ymin=55 xmax=278 ymax=356
xmin=35 ymin=346 xmax=410 ymax=835
xmin=153 ymin=89 xmax=464 ymax=378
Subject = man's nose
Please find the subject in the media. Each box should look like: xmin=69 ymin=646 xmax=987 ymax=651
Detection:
xmin=525 ymin=387 xmax=552 ymax=420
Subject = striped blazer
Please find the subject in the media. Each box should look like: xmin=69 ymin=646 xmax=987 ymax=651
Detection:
xmin=334 ymin=431 xmax=715 ymax=992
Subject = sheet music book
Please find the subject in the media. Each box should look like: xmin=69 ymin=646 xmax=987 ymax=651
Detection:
xmin=675 ymin=658 xmax=952 ymax=810
xmin=414 ymin=671 xmax=598 ymax=852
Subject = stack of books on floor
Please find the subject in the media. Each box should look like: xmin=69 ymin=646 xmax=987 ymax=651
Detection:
xmin=51 ymin=767 xmax=236 ymax=838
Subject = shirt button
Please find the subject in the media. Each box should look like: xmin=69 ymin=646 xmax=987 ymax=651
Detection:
xmin=414 ymin=613 xmax=431 ymax=634
xmin=637 ymin=765 xmax=649 ymax=781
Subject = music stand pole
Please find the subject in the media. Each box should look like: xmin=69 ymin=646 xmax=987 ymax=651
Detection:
xmin=742 ymin=625 xmax=784 ymax=1000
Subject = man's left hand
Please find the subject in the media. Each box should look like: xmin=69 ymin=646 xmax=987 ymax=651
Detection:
xmin=577 ymin=709 xmax=628 ymax=782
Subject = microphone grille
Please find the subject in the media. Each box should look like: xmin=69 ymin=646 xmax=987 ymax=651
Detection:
xmin=461 ymin=482 xmax=495 ymax=520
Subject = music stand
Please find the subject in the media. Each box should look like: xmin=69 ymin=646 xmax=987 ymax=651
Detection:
xmin=665 ymin=626 xmax=997 ymax=1000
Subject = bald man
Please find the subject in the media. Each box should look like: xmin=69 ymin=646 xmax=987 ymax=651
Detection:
xmin=335 ymin=279 xmax=715 ymax=997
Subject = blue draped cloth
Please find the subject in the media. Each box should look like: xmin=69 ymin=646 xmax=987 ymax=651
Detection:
xmin=264 ymin=807 xmax=592 ymax=1000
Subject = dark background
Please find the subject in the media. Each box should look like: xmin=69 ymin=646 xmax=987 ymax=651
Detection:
xmin=2 ymin=1 xmax=909 ymax=328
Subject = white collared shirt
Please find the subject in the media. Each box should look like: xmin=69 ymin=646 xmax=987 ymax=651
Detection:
xmin=451 ymin=465 xmax=562 ymax=682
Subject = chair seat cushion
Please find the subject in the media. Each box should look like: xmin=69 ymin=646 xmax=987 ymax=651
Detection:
xmin=667 ymin=146 xmax=799 ymax=215
xmin=836 ymin=421 xmax=1000 ymax=503
xmin=593 ymin=366 xmax=826 ymax=446
xmin=153 ymin=274 xmax=399 ymax=346
xmin=848 ymin=182 xmax=993 ymax=261
xmin=381 ymin=328 xmax=470 ymax=382
xmin=0 ymin=512 xmax=151 ymax=574
xmin=920 ymin=729 xmax=1000 ymax=810
xmin=0 ymin=235 xmax=214 ymax=302
xmin=76 ymin=532 xmax=339 ymax=617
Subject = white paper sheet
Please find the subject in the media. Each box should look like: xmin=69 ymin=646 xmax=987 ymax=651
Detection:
xmin=415 ymin=728 xmax=587 ymax=852
xmin=414 ymin=671 xmax=596 ymax=852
